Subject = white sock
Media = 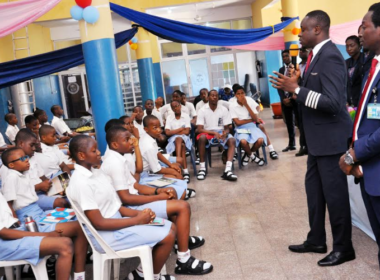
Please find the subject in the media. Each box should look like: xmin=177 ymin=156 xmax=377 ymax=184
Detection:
xmin=177 ymin=249 xmax=191 ymax=263
xmin=183 ymin=168 xmax=189 ymax=174
xmin=268 ymin=144 xmax=274 ymax=152
xmin=225 ymin=161 xmax=232 ymax=172
xmin=200 ymin=162 xmax=205 ymax=170
xmin=74 ymin=272 xmax=85 ymax=280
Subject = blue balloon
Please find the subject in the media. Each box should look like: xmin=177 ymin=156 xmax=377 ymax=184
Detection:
xmin=131 ymin=37 xmax=138 ymax=43
xmin=70 ymin=5 xmax=83 ymax=21
xmin=83 ymin=6 xmax=100 ymax=24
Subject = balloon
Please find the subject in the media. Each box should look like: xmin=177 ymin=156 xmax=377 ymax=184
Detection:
xmin=128 ymin=41 xmax=132 ymax=45
xmin=131 ymin=37 xmax=138 ymax=43
xmin=75 ymin=0 xmax=92 ymax=8
xmin=70 ymin=5 xmax=83 ymax=21
xmin=292 ymin=27 xmax=300 ymax=35
xmin=83 ymin=6 xmax=100 ymax=24
xmin=130 ymin=43 xmax=138 ymax=50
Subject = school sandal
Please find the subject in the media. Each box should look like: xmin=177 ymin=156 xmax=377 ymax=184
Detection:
xmin=251 ymin=155 xmax=265 ymax=166
xmin=127 ymin=270 xmax=175 ymax=280
xmin=195 ymin=157 xmax=200 ymax=165
xmin=197 ymin=169 xmax=206 ymax=180
xmin=183 ymin=173 xmax=190 ymax=183
xmin=221 ymin=170 xmax=238 ymax=181
xmin=270 ymin=150 xmax=279 ymax=160
xmin=175 ymin=256 xmax=213 ymax=275
xmin=174 ymin=236 xmax=205 ymax=253
xmin=185 ymin=188 xmax=196 ymax=200
xmin=242 ymin=154 xmax=250 ymax=166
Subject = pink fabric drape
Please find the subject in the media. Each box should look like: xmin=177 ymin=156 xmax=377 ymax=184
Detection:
xmin=0 ymin=0 xmax=62 ymax=38
xmin=227 ymin=19 xmax=362 ymax=51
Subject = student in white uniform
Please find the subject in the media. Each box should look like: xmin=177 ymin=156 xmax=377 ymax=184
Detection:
xmin=165 ymin=101 xmax=192 ymax=183
xmin=143 ymin=99 xmax=164 ymax=127
xmin=0 ymin=191 xmax=74 ymax=280
xmin=25 ymin=115 xmax=40 ymax=138
xmin=34 ymin=125 xmax=72 ymax=177
xmin=120 ymin=115 xmax=140 ymax=139
xmin=160 ymin=91 xmax=190 ymax=124
xmin=50 ymin=105 xmax=79 ymax=137
xmin=131 ymin=106 xmax=146 ymax=138
xmin=0 ymin=131 xmax=13 ymax=152
xmin=34 ymin=108 xmax=51 ymax=126
xmin=102 ymin=127 xmax=212 ymax=276
xmin=179 ymin=92 xmax=197 ymax=124
xmin=1 ymin=147 xmax=88 ymax=280
xmin=5 ymin=113 xmax=20 ymax=145
xmin=229 ymin=86 xmax=267 ymax=166
xmin=195 ymin=89 xmax=209 ymax=113
xmin=196 ymin=90 xmax=238 ymax=181
xmin=67 ymin=135 xmax=177 ymax=280
xmin=15 ymin=128 xmax=69 ymax=210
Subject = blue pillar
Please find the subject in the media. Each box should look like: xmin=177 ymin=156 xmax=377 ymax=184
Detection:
xmin=137 ymin=57 xmax=157 ymax=103
xmin=153 ymin=62 xmax=164 ymax=99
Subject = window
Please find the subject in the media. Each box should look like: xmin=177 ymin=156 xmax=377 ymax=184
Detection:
xmin=161 ymin=42 xmax=183 ymax=58
xmin=210 ymin=54 xmax=236 ymax=90
xmin=161 ymin=59 xmax=188 ymax=101
xmin=187 ymin=43 xmax=206 ymax=55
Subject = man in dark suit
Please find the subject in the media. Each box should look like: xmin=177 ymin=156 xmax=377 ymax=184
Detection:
xmin=269 ymin=10 xmax=355 ymax=266
xmin=278 ymin=50 xmax=297 ymax=152
xmin=340 ymin=3 xmax=380 ymax=268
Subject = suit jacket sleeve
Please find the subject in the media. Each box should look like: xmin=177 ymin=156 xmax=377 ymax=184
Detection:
xmin=297 ymin=52 xmax=346 ymax=114
xmin=277 ymin=67 xmax=286 ymax=100
xmin=354 ymin=128 xmax=380 ymax=163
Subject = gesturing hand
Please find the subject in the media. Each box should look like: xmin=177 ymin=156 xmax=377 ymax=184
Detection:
xmin=269 ymin=69 xmax=299 ymax=93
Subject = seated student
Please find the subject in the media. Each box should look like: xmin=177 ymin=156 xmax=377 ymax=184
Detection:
xmin=195 ymin=88 xmax=209 ymax=114
xmin=0 ymin=191 xmax=74 ymax=280
xmin=5 ymin=113 xmax=20 ymax=145
xmin=120 ymin=115 xmax=140 ymax=139
xmin=140 ymin=115 xmax=184 ymax=180
xmin=231 ymin=84 xmax=279 ymax=160
xmin=102 ymin=127 xmax=212 ymax=276
xmin=34 ymin=125 xmax=73 ymax=177
xmin=196 ymin=90 xmax=238 ymax=181
xmin=25 ymin=115 xmax=40 ymax=137
xmin=219 ymin=84 xmax=234 ymax=101
xmin=160 ymin=90 xmax=190 ymax=124
xmin=165 ymin=101 xmax=192 ymax=183
xmin=230 ymin=86 xmax=267 ymax=166
xmin=67 ymin=136 xmax=177 ymax=280
xmin=50 ymin=105 xmax=79 ymax=138
xmin=130 ymin=106 xmax=146 ymax=138
xmin=154 ymin=97 xmax=165 ymax=115
xmin=33 ymin=108 xmax=50 ymax=126
xmin=178 ymin=92 xmax=197 ymax=125
xmin=15 ymin=129 xmax=69 ymax=210
xmin=144 ymin=99 xmax=164 ymax=127
xmin=0 ymin=132 xmax=13 ymax=152
xmin=1 ymin=147 xmax=88 ymax=280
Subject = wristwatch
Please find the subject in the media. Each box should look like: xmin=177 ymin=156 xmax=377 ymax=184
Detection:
xmin=294 ymin=87 xmax=300 ymax=95
xmin=344 ymin=149 xmax=355 ymax=165
xmin=154 ymin=187 xmax=159 ymax=195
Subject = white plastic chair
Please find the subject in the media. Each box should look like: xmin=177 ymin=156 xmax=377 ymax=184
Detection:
xmin=0 ymin=256 xmax=50 ymax=280
xmin=66 ymin=194 xmax=154 ymax=280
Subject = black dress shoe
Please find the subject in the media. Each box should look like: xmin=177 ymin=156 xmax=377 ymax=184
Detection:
xmin=295 ymin=147 xmax=308 ymax=157
xmin=282 ymin=146 xmax=296 ymax=152
xmin=317 ymin=250 xmax=356 ymax=266
xmin=288 ymin=241 xmax=327 ymax=253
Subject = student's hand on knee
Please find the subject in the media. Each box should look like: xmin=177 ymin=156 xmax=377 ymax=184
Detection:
xmin=158 ymin=187 xmax=176 ymax=200
xmin=169 ymin=163 xmax=181 ymax=173
xmin=46 ymin=229 xmax=63 ymax=237
xmin=137 ymin=209 xmax=153 ymax=225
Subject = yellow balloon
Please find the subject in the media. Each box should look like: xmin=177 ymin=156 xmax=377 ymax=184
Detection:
xmin=131 ymin=43 xmax=138 ymax=50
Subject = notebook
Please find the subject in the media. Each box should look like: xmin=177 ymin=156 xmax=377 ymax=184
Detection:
xmin=40 ymin=208 xmax=76 ymax=224
xmin=47 ymin=172 xmax=70 ymax=197
xmin=236 ymin=129 xmax=250 ymax=134
xmin=146 ymin=178 xmax=175 ymax=188
xmin=146 ymin=218 xmax=165 ymax=226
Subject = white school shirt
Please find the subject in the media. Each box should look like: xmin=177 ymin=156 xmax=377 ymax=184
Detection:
xmin=25 ymin=157 xmax=44 ymax=186
xmin=5 ymin=125 xmax=19 ymax=145
xmin=125 ymin=153 xmax=136 ymax=175
xmin=51 ymin=116 xmax=72 ymax=136
xmin=67 ymin=164 xmax=121 ymax=218
xmin=165 ymin=113 xmax=191 ymax=131
xmin=229 ymin=98 xmax=259 ymax=121
xmin=0 ymin=192 xmax=18 ymax=230
xmin=101 ymin=149 xmax=138 ymax=195
xmin=160 ymin=103 xmax=190 ymax=123
xmin=196 ymin=100 xmax=207 ymax=113
xmin=196 ymin=103 xmax=232 ymax=131
xmin=184 ymin=102 xmax=197 ymax=119
xmin=0 ymin=133 xmax=7 ymax=147
xmin=34 ymin=143 xmax=71 ymax=177
xmin=133 ymin=120 xmax=146 ymax=137
xmin=143 ymin=110 xmax=163 ymax=127
xmin=1 ymin=169 xmax=38 ymax=211
xmin=139 ymin=133 xmax=161 ymax=173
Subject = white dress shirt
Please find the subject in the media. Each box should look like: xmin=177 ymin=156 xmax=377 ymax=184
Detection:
xmin=196 ymin=103 xmax=232 ymax=131
xmin=133 ymin=120 xmax=146 ymax=137
xmin=0 ymin=192 xmax=19 ymax=230
xmin=67 ymin=164 xmax=121 ymax=218
xmin=51 ymin=116 xmax=72 ymax=136
xmin=34 ymin=143 xmax=71 ymax=177
xmin=1 ymin=169 xmax=38 ymax=211
xmin=0 ymin=133 xmax=7 ymax=147
xmin=311 ymin=39 xmax=331 ymax=63
xmin=5 ymin=125 xmax=19 ymax=145
xmin=229 ymin=98 xmax=259 ymax=120
xmin=165 ymin=113 xmax=191 ymax=130
xmin=139 ymin=133 xmax=161 ymax=173
xmin=143 ymin=110 xmax=163 ymax=127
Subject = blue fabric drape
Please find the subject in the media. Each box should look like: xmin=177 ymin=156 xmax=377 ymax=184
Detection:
xmin=110 ymin=3 xmax=298 ymax=46
xmin=0 ymin=28 xmax=137 ymax=89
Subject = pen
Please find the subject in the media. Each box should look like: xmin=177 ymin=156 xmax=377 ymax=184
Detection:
xmin=49 ymin=174 xmax=53 ymax=182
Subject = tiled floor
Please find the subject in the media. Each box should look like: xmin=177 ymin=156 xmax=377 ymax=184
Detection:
xmin=1 ymin=108 xmax=379 ymax=279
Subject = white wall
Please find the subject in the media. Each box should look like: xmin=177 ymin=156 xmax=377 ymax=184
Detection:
xmin=236 ymin=51 xmax=258 ymax=94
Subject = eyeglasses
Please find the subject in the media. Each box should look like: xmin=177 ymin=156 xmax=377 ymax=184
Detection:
xmin=9 ymin=155 xmax=30 ymax=163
